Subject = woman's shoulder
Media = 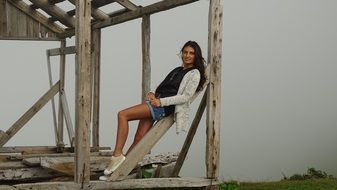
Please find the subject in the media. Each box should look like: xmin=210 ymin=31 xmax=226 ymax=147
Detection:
xmin=188 ymin=68 xmax=200 ymax=75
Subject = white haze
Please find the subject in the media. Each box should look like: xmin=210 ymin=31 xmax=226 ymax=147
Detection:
xmin=1 ymin=0 xmax=337 ymax=181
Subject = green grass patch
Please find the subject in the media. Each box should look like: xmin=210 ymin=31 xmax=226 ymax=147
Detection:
xmin=235 ymin=178 xmax=337 ymax=190
xmin=220 ymin=179 xmax=337 ymax=190
xmin=220 ymin=168 xmax=337 ymax=190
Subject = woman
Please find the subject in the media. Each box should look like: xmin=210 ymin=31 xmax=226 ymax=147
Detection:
xmin=103 ymin=41 xmax=206 ymax=176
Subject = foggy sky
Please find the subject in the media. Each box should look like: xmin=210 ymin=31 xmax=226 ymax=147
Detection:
xmin=1 ymin=0 xmax=337 ymax=181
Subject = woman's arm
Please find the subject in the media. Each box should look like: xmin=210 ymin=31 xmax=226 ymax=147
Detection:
xmin=159 ymin=70 xmax=200 ymax=106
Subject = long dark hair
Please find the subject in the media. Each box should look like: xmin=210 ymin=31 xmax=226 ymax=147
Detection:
xmin=181 ymin=41 xmax=206 ymax=92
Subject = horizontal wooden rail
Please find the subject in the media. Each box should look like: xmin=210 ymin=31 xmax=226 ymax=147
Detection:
xmin=47 ymin=46 xmax=76 ymax=56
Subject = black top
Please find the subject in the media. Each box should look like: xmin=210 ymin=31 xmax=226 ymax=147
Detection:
xmin=155 ymin=66 xmax=194 ymax=115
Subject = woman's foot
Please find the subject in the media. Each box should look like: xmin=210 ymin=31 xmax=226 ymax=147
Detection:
xmin=103 ymin=154 xmax=126 ymax=175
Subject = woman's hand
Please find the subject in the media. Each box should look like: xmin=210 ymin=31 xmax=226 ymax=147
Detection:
xmin=150 ymin=98 xmax=161 ymax=107
xmin=147 ymin=92 xmax=155 ymax=101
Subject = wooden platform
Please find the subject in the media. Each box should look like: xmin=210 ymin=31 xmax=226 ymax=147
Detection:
xmin=0 ymin=177 xmax=219 ymax=190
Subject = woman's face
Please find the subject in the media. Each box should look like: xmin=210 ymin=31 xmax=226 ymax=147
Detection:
xmin=182 ymin=46 xmax=196 ymax=68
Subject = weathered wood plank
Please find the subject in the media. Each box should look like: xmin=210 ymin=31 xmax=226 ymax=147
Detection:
xmin=6 ymin=0 xmax=64 ymax=34
xmin=0 ymin=146 xmax=59 ymax=153
xmin=92 ymin=29 xmax=101 ymax=149
xmin=206 ymin=0 xmax=223 ymax=180
xmin=61 ymin=0 xmax=199 ymax=38
xmin=8 ymin=2 xmax=18 ymax=36
xmin=40 ymin=156 xmax=111 ymax=176
xmin=29 ymin=0 xmax=75 ymax=27
xmin=57 ymin=40 xmax=66 ymax=148
xmin=94 ymin=0 xmax=199 ymax=29
xmin=141 ymin=14 xmax=151 ymax=102
xmin=0 ymin=0 xmax=7 ymax=36
xmin=46 ymin=50 xmax=59 ymax=145
xmin=0 ymin=185 xmax=16 ymax=190
xmin=171 ymin=91 xmax=207 ymax=177
xmin=68 ymin=0 xmax=109 ymax=21
xmin=0 ymin=146 xmax=108 ymax=154
xmin=0 ymin=81 xmax=60 ymax=147
xmin=116 ymin=0 xmax=138 ymax=11
xmin=94 ymin=178 xmax=219 ymax=189
xmin=0 ymin=160 xmax=26 ymax=169
xmin=47 ymin=46 xmax=76 ymax=56
xmin=91 ymin=0 xmax=116 ymax=8
xmin=0 ymin=167 xmax=61 ymax=181
xmin=16 ymin=8 xmax=27 ymax=36
xmin=10 ymin=178 xmax=218 ymax=189
xmin=60 ymin=92 xmax=75 ymax=146
xmin=14 ymin=182 xmax=80 ymax=190
xmin=108 ymin=116 xmax=174 ymax=181
xmin=75 ymin=0 xmax=92 ymax=185
xmin=22 ymin=157 xmax=40 ymax=167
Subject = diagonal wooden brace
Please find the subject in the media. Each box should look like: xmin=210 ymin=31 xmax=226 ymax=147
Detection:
xmin=0 ymin=81 xmax=60 ymax=147
xmin=108 ymin=116 xmax=174 ymax=181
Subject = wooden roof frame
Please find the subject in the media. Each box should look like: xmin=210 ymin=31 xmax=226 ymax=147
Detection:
xmin=0 ymin=0 xmax=223 ymax=188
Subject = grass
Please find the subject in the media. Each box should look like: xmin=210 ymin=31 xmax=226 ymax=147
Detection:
xmin=220 ymin=178 xmax=337 ymax=190
xmin=239 ymin=178 xmax=337 ymax=190
xmin=220 ymin=168 xmax=337 ymax=190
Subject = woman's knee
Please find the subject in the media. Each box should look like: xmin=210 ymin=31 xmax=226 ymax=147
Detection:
xmin=117 ymin=110 xmax=128 ymax=121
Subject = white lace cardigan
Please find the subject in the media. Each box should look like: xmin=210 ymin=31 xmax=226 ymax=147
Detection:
xmin=158 ymin=69 xmax=200 ymax=134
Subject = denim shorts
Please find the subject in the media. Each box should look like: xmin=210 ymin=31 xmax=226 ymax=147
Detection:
xmin=145 ymin=101 xmax=166 ymax=121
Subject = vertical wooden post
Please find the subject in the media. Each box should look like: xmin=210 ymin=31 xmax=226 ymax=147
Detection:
xmin=57 ymin=40 xmax=66 ymax=149
xmin=141 ymin=15 xmax=151 ymax=102
xmin=0 ymin=0 xmax=7 ymax=36
xmin=46 ymin=50 xmax=59 ymax=145
xmin=206 ymin=0 xmax=223 ymax=180
xmin=75 ymin=0 xmax=92 ymax=186
xmin=92 ymin=28 xmax=101 ymax=150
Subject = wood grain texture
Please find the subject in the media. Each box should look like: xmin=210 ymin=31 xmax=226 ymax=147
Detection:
xmin=206 ymin=0 xmax=223 ymax=180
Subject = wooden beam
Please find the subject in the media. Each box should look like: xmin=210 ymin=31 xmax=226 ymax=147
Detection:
xmin=46 ymin=50 xmax=59 ymax=146
xmin=0 ymin=167 xmax=61 ymax=181
xmin=206 ymin=0 xmax=223 ymax=180
xmin=0 ymin=0 xmax=7 ymax=36
xmin=0 ymin=160 xmax=26 ymax=169
xmin=171 ymin=91 xmax=207 ymax=177
xmin=9 ymin=178 xmax=218 ymax=189
xmin=6 ymin=0 xmax=64 ymax=34
xmin=91 ymin=29 xmax=101 ymax=149
xmin=94 ymin=0 xmax=199 ymax=29
xmin=0 ymin=81 xmax=60 ymax=147
xmin=74 ymin=0 xmax=92 ymax=185
xmin=91 ymin=0 xmax=116 ymax=8
xmin=49 ymin=0 xmax=65 ymax=4
xmin=60 ymin=92 xmax=75 ymax=146
xmin=57 ymin=40 xmax=66 ymax=148
xmin=116 ymin=0 xmax=138 ymax=11
xmin=0 ymin=146 xmax=62 ymax=153
xmin=61 ymin=0 xmax=199 ymax=38
xmin=108 ymin=116 xmax=174 ymax=181
xmin=40 ymin=156 xmax=110 ymax=176
xmin=0 ymin=36 xmax=61 ymax=41
xmin=47 ymin=46 xmax=76 ymax=56
xmin=141 ymin=15 xmax=151 ymax=102
xmin=68 ymin=0 xmax=110 ymax=21
xmin=29 ymin=0 xmax=75 ymax=27
xmin=1 ymin=147 xmax=110 ymax=156
xmin=94 ymin=178 xmax=219 ymax=189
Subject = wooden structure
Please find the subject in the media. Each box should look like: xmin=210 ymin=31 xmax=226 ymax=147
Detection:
xmin=0 ymin=0 xmax=223 ymax=189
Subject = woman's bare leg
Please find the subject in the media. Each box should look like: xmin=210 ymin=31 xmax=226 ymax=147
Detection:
xmin=113 ymin=103 xmax=151 ymax=157
xmin=126 ymin=118 xmax=153 ymax=155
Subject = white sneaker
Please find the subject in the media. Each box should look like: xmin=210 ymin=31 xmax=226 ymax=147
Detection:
xmin=103 ymin=154 xmax=126 ymax=175
xmin=99 ymin=175 xmax=108 ymax=181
